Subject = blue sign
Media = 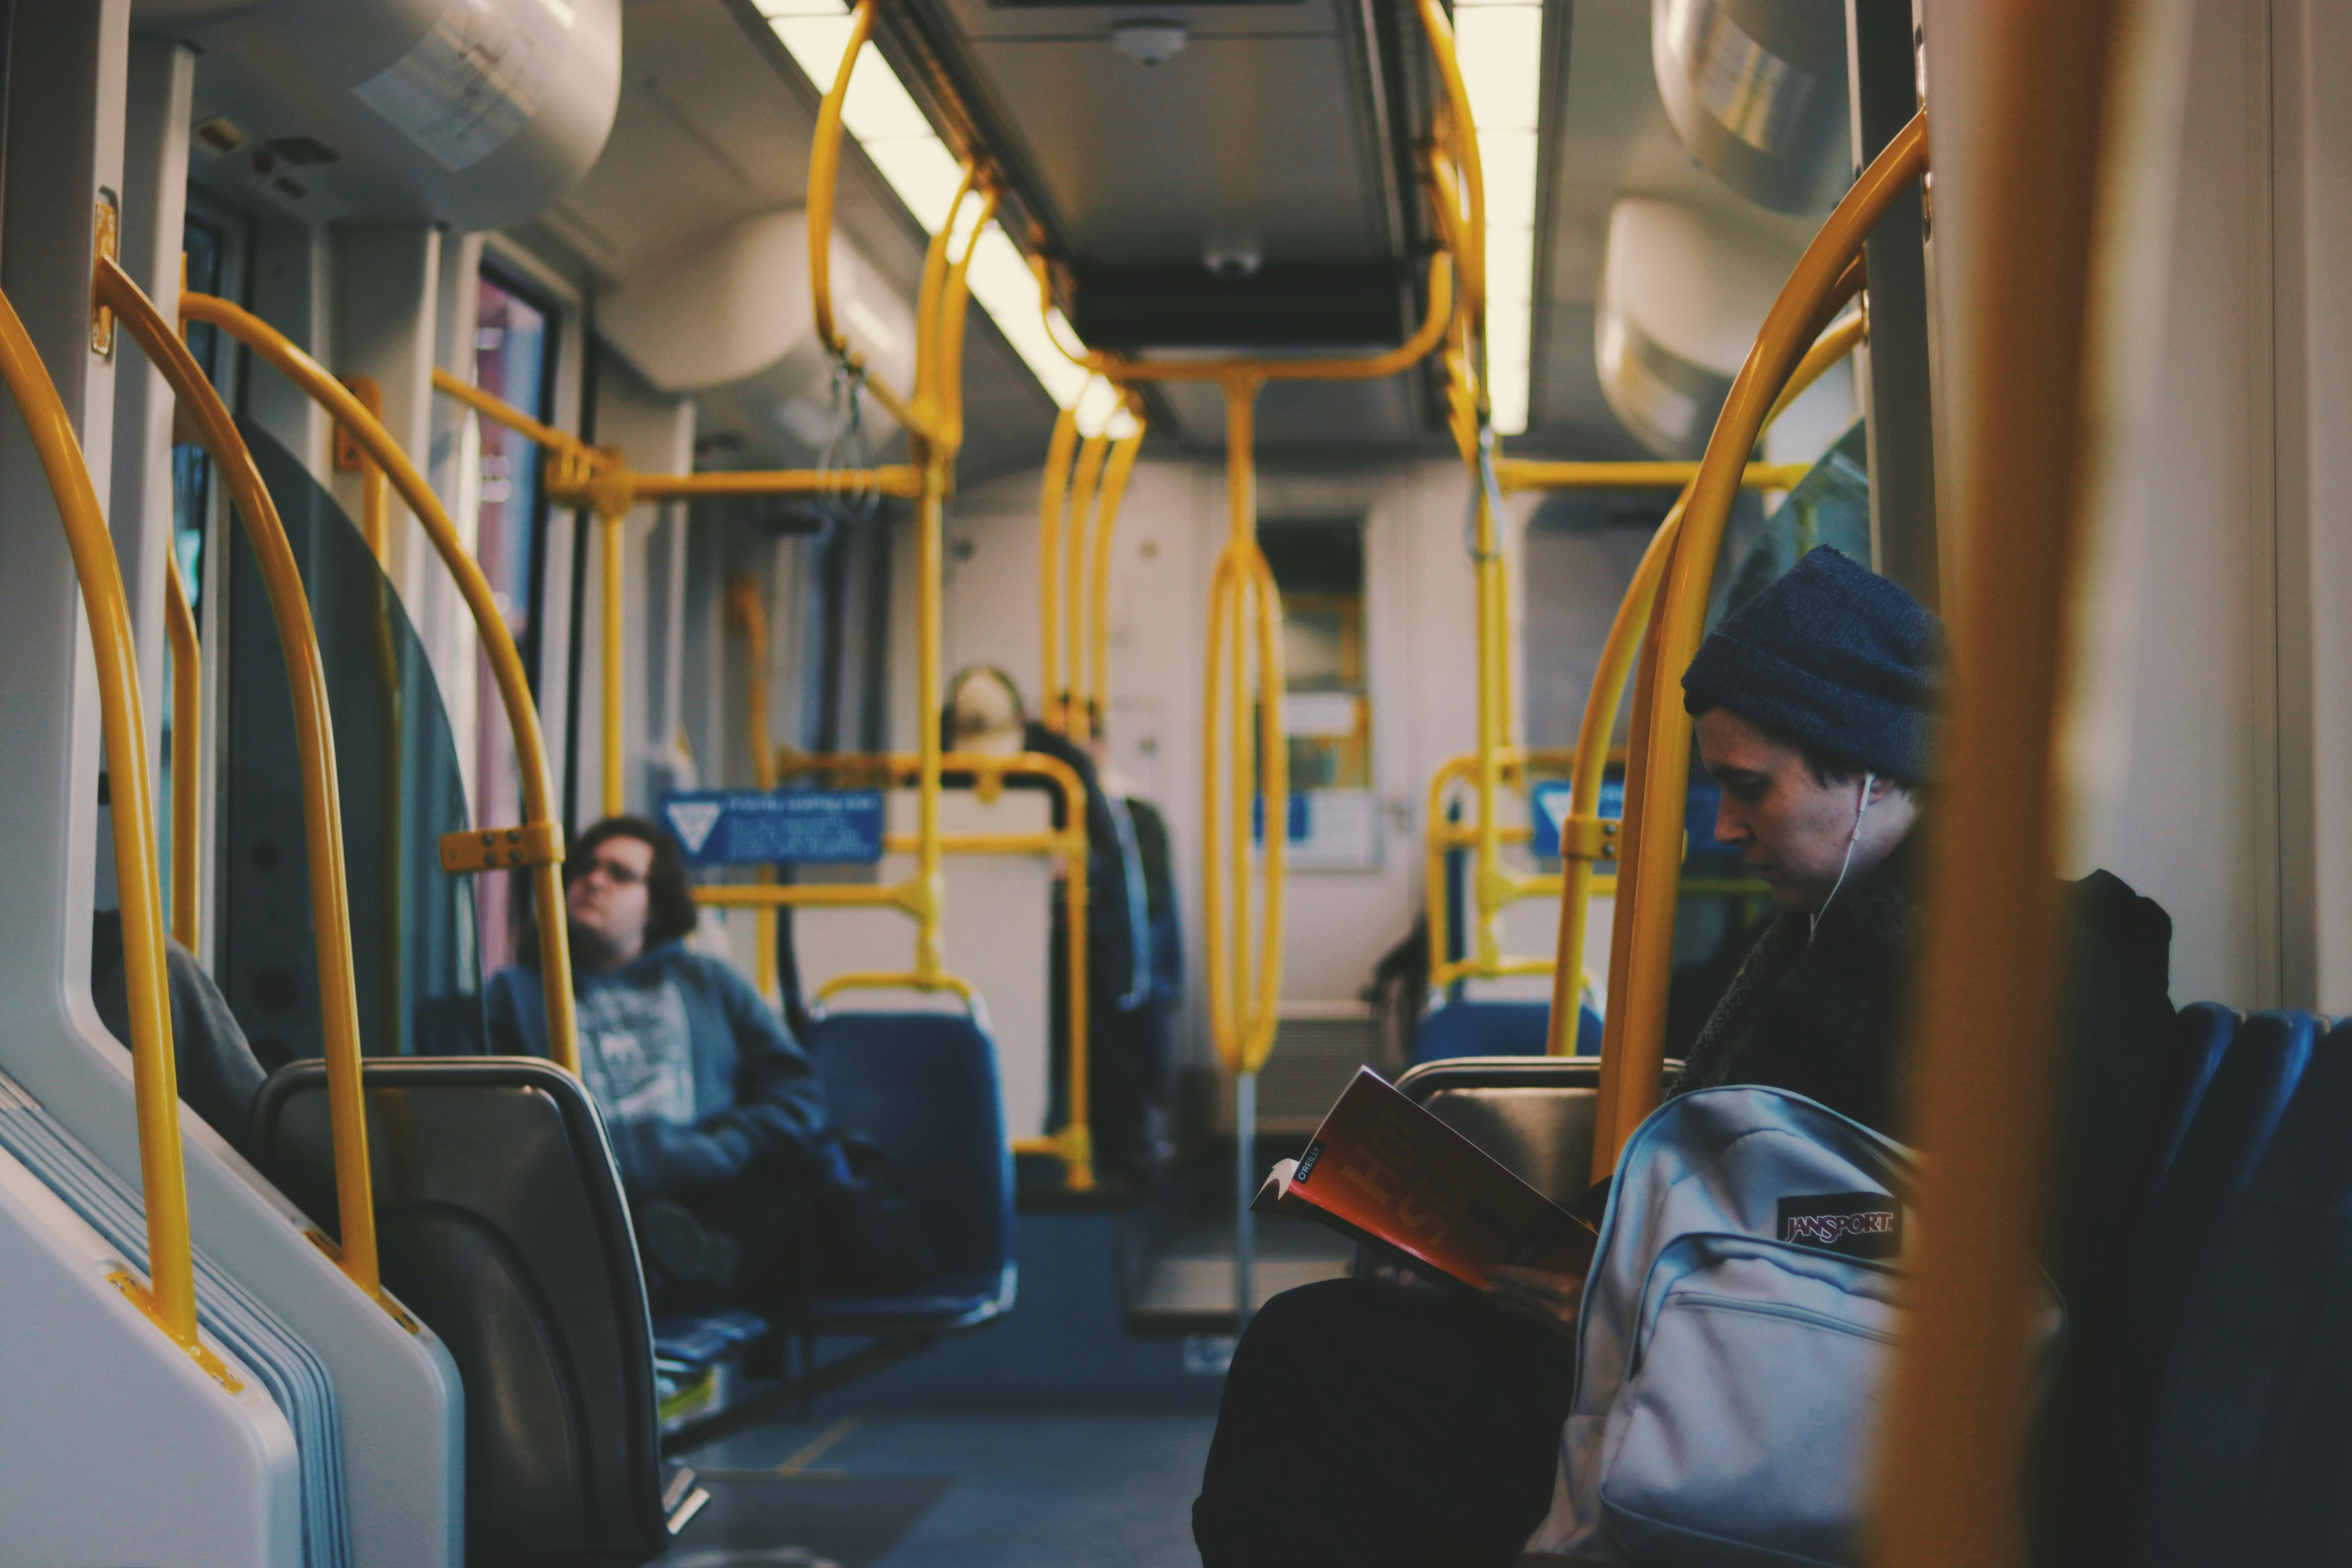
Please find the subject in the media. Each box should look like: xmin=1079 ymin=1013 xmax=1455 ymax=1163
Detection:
xmin=1249 ymin=791 xmax=1312 ymax=844
xmin=1530 ymin=778 xmax=1623 ymax=859
xmin=658 ymin=789 xmax=885 ymax=866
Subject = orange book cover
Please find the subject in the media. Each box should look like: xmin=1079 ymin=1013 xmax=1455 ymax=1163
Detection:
xmin=1252 ymin=1067 xmax=1597 ymax=1290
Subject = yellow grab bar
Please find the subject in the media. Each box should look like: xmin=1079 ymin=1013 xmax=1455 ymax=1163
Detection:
xmin=1061 ymin=432 xmax=1109 ymax=739
xmin=181 ymin=289 xmax=583 ymax=1077
xmin=725 ymin=575 xmax=782 ymax=1003
xmin=1592 ymin=115 xmax=1926 ymax=1172
xmin=806 ymin=0 xmax=918 ymax=437
xmin=1414 ymin=0 xmax=1486 ymax=334
xmin=1087 ymin=423 xmax=1145 ymax=743
xmin=1541 ymin=307 xmax=1867 ymax=1058
xmin=1875 ymin=5 xmax=2125 ymax=1552
xmin=0 ymin=284 xmax=227 ymax=1373
xmin=1200 ymin=381 xmax=1287 ymax=1076
xmin=163 ymin=549 xmax=202 ymax=951
xmin=1497 ymin=459 xmax=1811 ymax=494
xmin=102 ymin=260 xmax=392 ymax=1310
xmin=1036 ymin=404 xmax=1078 ymax=733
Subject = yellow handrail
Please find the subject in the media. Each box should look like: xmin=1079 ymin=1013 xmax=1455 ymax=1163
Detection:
xmin=1593 ymin=115 xmax=1926 ymax=1173
xmin=1414 ymin=0 xmax=1486 ymax=338
xmin=739 ymin=746 xmax=1096 ymax=1185
xmin=601 ymin=509 xmax=624 ymax=818
xmin=1875 ymin=4 xmax=2125 ymax=1552
xmin=181 ymin=289 xmax=583 ymax=1077
xmin=1061 ymin=432 xmax=1109 ymax=740
xmin=1201 ymin=383 xmax=1287 ymax=1076
xmin=1497 ymin=459 xmax=1811 ymax=494
xmin=0 ymin=285 xmax=222 ymax=1372
xmin=1036 ymin=405 xmax=1078 ymax=732
xmin=725 ymin=575 xmax=781 ymax=1003
xmin=1085 ymin=422 xmax=1145 ymax=741
xmin=806 ymin=0 xmax=919 ymax=437
xmin=102 ymin=260 xmax=393 ymax=1314
xmin=163 ymin=549 xmax=201 ymax=951
xmin=1536 ymin=308 xmax=1867 ymax=1054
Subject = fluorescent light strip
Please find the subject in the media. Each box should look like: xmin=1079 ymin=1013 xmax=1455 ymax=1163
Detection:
xmin=761 ymin=0 xmax=1136 ymax=437
xmin=1451 ymin=0 xmax=1543 ymax=436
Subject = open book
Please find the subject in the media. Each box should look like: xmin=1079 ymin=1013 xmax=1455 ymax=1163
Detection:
xmin=1252 ymin=1067 xmax=1599 ymax=1290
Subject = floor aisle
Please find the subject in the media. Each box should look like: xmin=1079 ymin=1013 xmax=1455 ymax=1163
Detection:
xmin=663 ymin=1410 xmax=1216 ymax=1568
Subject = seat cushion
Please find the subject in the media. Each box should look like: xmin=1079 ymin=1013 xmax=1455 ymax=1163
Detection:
xmin=652 ymin=1310 xmax=769 ymax=1373
xmin=1413 ymin=1000 xmax=1602 ymax=1065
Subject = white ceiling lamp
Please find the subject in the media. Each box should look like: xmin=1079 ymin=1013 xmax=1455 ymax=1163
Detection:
xmin=758 ymin=0 xmax=1111 ymax=421
xmin=1111 ymin=20 xmax=1190 ymax=67
xmin=1452 ymin=0 xmax=1544 ymax=436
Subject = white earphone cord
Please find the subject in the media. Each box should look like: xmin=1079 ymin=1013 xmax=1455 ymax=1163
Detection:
xmin=1809 ymin=771 xmax=1876 ymax=943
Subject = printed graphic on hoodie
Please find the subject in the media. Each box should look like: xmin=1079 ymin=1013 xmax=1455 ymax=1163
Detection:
xmin=576 ymin=979 xmax=698 ymax=1128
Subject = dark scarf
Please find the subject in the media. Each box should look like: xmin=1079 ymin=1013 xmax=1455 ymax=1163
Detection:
xmin=1671 ymin=835 xmax=1923 ymax=1138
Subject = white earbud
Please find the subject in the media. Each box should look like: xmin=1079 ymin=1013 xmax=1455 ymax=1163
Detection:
xmin=1811 ymin=772 xmax=1877 ymax=942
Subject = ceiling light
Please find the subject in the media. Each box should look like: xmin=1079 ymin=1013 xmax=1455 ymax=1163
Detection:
xmin=1451 ymin=0 xmax=1544 ymax=436
xmin=1112 ymin=21 xmax=1189 ymax=67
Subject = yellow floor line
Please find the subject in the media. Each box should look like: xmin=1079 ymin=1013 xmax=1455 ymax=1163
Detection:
xmin=777 ymin=1415 xmax=861 ymax=1476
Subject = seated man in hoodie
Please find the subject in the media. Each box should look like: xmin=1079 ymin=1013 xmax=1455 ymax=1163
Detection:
xmin=486 ymin=815 xmax=831 ymax=1311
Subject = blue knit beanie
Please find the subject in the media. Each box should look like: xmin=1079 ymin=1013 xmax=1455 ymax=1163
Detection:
xmin=1681 ymin=546 xmax=1942 ymax=780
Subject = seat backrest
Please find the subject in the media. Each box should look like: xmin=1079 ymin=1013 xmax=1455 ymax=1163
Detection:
xmin=250 ymin=1057 xmax=671 ymax=1564
xmin=2149 ymin=1002 xmax=2238 ymax=1175
xmin=2140 ymin=1018 xmax=2352 ymax=1566
xmin=806 ymin=1010 xmax=1013 ymax=1281
xmin=1412 ymin=999 xmax=1602 ymax=1065
xmin=1394 ymin=1056 xmax=1680 ymax=1205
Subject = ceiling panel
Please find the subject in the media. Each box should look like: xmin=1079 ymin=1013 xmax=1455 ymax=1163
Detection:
xmin=968 ymin=33 xmax=1390 ymax=265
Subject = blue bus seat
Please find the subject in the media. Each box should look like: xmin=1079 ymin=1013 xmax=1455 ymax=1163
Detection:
xmin=2148 ymin=1001 xmax=2238 ymax=1176
xmin=2127 ymin=1009 xmax=2313 ymax=1377
xmin=1411 ymin=999 xmax=1602 ymax=1066
xmin=2138 ymin=1015 xmax=2348 ymax=1565
xmin=251 ymin=1057 xmax=693 ymax=1564
xmin=800 ymin=1009 xmax=1016 ymax=1333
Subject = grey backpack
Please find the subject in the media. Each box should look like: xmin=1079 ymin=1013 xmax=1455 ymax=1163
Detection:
xmin=1520 ymin=1086 xmax=2063 ymax=1566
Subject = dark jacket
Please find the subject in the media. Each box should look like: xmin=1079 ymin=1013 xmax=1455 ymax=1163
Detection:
xmin=90 ymin=910 xmax=270 ymax=1159
xmin=1671 ymin=835 xmax=2175 ymax=1150
xmin=485 ymin=940 xmax=829 ymax=1200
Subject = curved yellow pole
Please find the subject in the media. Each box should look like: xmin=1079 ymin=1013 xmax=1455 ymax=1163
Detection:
xmin=0 ymin=286 xmax=218 ymax=1367
xmin=1541 ymin=308 xmax=1867 ymax=1054
xmin=1037 ymin=405 xmax=1079 ymax=732
xmin=180 ymin=290 xmax=581 ymax=1076
xmin=1096 ymin=252 xmax=1455 ymax=388
xmin=164 ymin=550 xmax=202 ymax=951
xmin=1087 ymin=425 xmax=1145 ymax=740
xmin=101 ymin=260 xmax=391 ymax=1310
xmin=1062 ymin=433 xmax=1109 ymax=742
xmin=1201 ymin=378 xmax=1286 ymax=1076
xmin=1876 ymin=5 xmax=2126 ymax=1553
xmin=805 ymin=0 xmax=917 ymax=434
xmin=1412 ymin=0 xmax=1486 ymax=334
xmin=1596 ymin=116 xmax=1926 ymax=1170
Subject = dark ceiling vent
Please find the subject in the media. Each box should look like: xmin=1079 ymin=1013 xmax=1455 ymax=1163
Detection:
xmin=1069 ymin=261 xmax=1410 ymax=351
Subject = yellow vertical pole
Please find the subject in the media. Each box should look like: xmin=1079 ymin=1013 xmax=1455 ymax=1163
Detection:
xmin=1471 ymin=445 xmax=1505 ymax=972
xmin=601 ymin=506 xmax=625 ymax=820
xmin=163 ymin=551 xmax=202 ymax=951
xmin=1063 ymin=432 xmax=1109 ymax=742
xmin=1873 ymin=5 xmax=2127 ymax=1556
xmin=728 ymin=575 xmax=779 ymax=1002
xmin=1088 ymin=425 xmax=1144 ymax=740
xmin=1037 ymin=406 xmax=1078 ymax=731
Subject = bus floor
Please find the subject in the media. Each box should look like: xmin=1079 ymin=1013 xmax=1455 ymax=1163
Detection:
xmin=653 ymin=1163 xmax=1350 ymax=1566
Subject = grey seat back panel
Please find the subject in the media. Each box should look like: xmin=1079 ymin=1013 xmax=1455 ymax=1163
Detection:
xmin=1395 ymin=1056 xmax=1684 ymax=1203
xmin=252 ymin=1057 xmax=670 ymax=1565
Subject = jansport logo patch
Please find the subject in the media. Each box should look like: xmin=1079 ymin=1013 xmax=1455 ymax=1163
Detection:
xmin=1778 ymin=1193 xmax=1903 ymax=1260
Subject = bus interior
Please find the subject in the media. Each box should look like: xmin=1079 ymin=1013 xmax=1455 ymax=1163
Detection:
xmin=1 ymin=0 xmax=2348 ymax=1564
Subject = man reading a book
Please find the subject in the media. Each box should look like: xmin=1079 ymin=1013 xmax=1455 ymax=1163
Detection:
xmin=1195 ymin=549 xmax=1952 ymax=1567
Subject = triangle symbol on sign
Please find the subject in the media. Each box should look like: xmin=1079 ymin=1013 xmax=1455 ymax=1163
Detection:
xmin=666 ymin=800 xmax=724 ymax=855
xmin=1540 ymin=789 xmax=1575 ymax=830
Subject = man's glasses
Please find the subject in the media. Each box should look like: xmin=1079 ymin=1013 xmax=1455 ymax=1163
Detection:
xmin=573 ymin=854 xmax=648 ymax=887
